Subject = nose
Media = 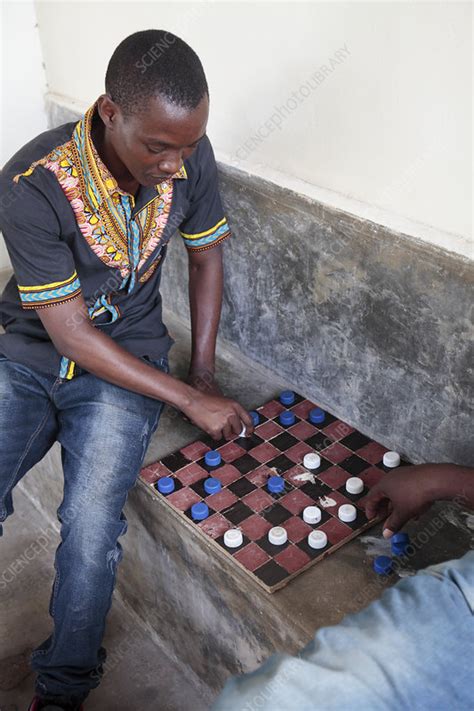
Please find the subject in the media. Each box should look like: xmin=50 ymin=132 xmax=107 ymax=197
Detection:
xmin=158 ymin=152 xmax=183 ymax=175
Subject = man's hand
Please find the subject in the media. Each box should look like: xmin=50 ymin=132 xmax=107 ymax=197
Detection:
xmin=182 ymin=389 xmax=254 ymax=441
xmin=363 ymin=463 xmax=474 ymax=538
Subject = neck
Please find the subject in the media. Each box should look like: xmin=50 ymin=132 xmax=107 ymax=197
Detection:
xmin=91 ymin=113 xmax=139 ymax=196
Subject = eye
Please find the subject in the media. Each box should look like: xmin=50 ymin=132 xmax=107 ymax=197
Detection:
xmin=147 ymin=145 xmax=166 ymax=155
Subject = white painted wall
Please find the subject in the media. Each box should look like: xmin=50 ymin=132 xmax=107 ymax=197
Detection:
xmin=16 ymin=1 xmax=474 ymax=260
xmin=0 ymin=0 xmax=48 ymax=270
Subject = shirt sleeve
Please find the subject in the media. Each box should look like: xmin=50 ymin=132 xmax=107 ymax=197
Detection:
xmin=0 ymin=174 xmax=82 ymax=310
xmin=178 ymin=136 xmax=232 ymax=252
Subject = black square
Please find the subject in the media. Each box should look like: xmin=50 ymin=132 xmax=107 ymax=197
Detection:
xmin=282 ymin=391 xmax=305 ymax=406
xmin=154 ymin=477 xmax=183 ymax=496
xmin=221 ymin=501 xmax=253 ymax=525
xmin=267 ymin=479 xmax=294 ymax=501
xmin=305 ymin=432 xmax=331 ymax=452
xmin=342 ymin=508 xmax=369 ymax=531
xmin=184 ymin=505 xmax=216 ymax=523
xmin=301 ymin=480 xmax=333 ymax=500
xmin=228 ymin=477 xmax=257 ymax=498
xmin=190 ymin=477 xmax=210 ymax=498
xmin=269 ymin=432 xmax=299 ymax=452
xmin=377 ymin=457 xmax=411 ymax=473
xmin=232 ymin=454 xmax=260 ymax=475
xmin=160 ymin=451 xmax=189 ymax=472
xmin=234 ymin=433 xmax=264 ymax=451
xmin=297 ymin=535 xmax=332 ymax=558
xmin=340 ymin=431 xmax=371 ymax=451
xmin=254 ymin=559 xmax=289 ymax=586
xmin=215 ymin=532 xmax=250 ymax=553
xmin=273 ymin=414 xmax=301 ymax=429
xmin=262 ymin=503 xmax=292 ymax=525
xmin=265 ymin=454 xmax=295 ymax=473
xmin=253 ymin=412 xmax=269 ymax=426
xmin=337 ymin=484 xmax=369 ymax=503
xmin=256 ymin=534 xmax=290 ymax=556
xmin=339 ymin=454 xmax=370 ymax=476
xmin=313 ymin=412 xmax=338 ymax=428
xmin=196 ymin=456 xmax=225 ymax=474
xmin=201 ymin=435 xmax=229 ymax=449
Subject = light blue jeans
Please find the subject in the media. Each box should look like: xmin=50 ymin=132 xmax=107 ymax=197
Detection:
xmin=212 ymin=551 xmax=474 ymax=711
xmin=0 ymin=353 xmax=168 ymax=706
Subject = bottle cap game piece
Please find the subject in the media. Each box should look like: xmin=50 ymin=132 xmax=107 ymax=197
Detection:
xmin=250 ymin=411 xmax=260 ymax=426
xmin=267 ymin=475 xmax=285 ymax=494
xmin=345 ymin=477 xmax=364 ymax=495
xmin=279 ymin=410 xmax=296 ymax=426
xmin=268 ymin=526 xmax=288 ymax=545
xmin=191 ymin=502 xmax=209 ymax=521
xmin=391 ymin=540 xmax=409 ymax=557
xmin=303 ymin=453 xmax=321 ymax=470
xmin=309 ymin=407 xmax=325 ymax=424
xmin=338 ymin=504 xmax=357 ymax=522
xmin=224 ymin=529 xmax=243 ymax=548
xmin=303 ymin=506 xmax=322 ymax=524
xmin=205 ymin=450 xmax=222 ymax=467
xmin=391 ymin=532 xmax=409 ymax=544
xmin=308 ymin=530 xmax=327 ymax=549
xmin=280 ymin=390 xmax=296 ymax=405
xmin=204 ymin=477 xmax=222 ymax=495
xmin=239 ymin=425 xmax=247 ymax=438
xmin=373 ymin=555 xmax=393 ymax=575
xmin=383 ymin=451 xmax=401 ymax=468
xmin=156 ymin=476 xmax=175 ymax=494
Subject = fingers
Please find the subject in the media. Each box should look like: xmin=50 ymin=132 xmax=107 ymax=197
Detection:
xmin=363 ymin=488 xmax=388 ymax=520
xmin=382 ymin=508 xmax=411 ymax=538
xmin=236 ymin=405 xmax=254 ymax=435
xmin=228 ymin=413 xmax=243 ymax=438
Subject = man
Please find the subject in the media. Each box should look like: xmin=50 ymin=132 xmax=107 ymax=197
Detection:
xmin=0 ymin=30 xmax=253 ymax=710
xmin=212 ymin=463 xmax=474 ymax=711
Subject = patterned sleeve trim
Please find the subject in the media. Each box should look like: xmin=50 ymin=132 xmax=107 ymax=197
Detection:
xmin=179 ymin=218 xmax=231 ymax=251
xmin=17 ymin=271 xmax=82 ymax=309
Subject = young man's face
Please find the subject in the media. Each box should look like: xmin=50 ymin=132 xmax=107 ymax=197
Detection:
xmin=102 ymin=93 xmax=209 ymax=187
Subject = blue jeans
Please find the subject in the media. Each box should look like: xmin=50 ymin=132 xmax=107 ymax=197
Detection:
xmin=212 ymin=551 xmax=474 ymax=711
xmin=0 ymin=353 xmax=168 ymax=705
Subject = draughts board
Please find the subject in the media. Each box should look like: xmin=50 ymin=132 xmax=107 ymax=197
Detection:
xmin=140 ymin=393 xmax=408 ymax=592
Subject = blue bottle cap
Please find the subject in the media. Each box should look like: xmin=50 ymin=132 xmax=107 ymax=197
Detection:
xmin=391 ymin=532 xmax=410 ymax=545
xmin=373 ymin=555 xmax=393 ymax=575
xmin=250 ymin=411 xmax=260 ymax=426
xmin=279 ymin=390 xmax=296 ymax=406
xmin=191 ymin=502 xmax=209 ymax=521
xmin=309 ymin=407 xmax=326 ymax=424
xmin=267 ymin=475 xmax=285 ymax=494
xmin=391 ymin=540 xmax=409 ymax=557
xmin=279 ymin=410 xmax=296 ymax=426
xmin=204 ymin=450 xmax=222 ymax=467
xmin=204 ymin=477 xmax=222 ymax=495
xmin=156 ymin=476 xmax=175 ymax=494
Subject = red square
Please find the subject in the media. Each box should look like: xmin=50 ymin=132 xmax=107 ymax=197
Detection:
xmin=361 ymin=466 xmax=384 ymax=488
xmin=320 ymin=490 xmax=354 ymax=515
xmin=322 ymin=420 xmax=354 ymax=442
xmin=318 ymin=465 xmax=350 ymax=489
xmin=255 ymin=420 xmax=284 ymax=440
xmin=258 ymin=400 xmax=285 ymax=419
xmin=242 ymin=488 xmax=274 ymax=512
xmin=180 ymin=441 xmax=211 ymax=461
xmin=167 ymin=488 xmax=201 ymax=511
xmin=288 ymin=420 xmax=318 ymax=440
xmin=282 ymin=464 xmax=308 ymax=487
xmin=275 ymin=544 xmax=311 ymax=574
xmin=218 ymin=441 xmax=246 ymax=463
xmin=283 ymin=516 xmax=313 ymax=543
xmin=247 ymin=464 xmax=273 ymax=487
xmin=175 ymin=462 xmax=207 ymax=486
xmin=322 ymin=442 xmax=352 ymax=464
xmin=140 ymin=461 xmax=171 ymax=483
xmin=215 ymin=464 xmax=241 ymax=486
xmin=250 ymin=442 xmax=281 ymax=464
xmin=198 ymin=513 xmax=231 ymax=539
xmin=285 ymin=441 xmax=314 ymax=464
xmin=234 ymin=542 xmax=270 ymax=572
xmin=290 ymin=399 xmax=315 ymax=419
xmin=318 ymin=517 xmax=352 ymax=545
xmin=239 ymin=514 xmax=272 ymax=541
xmin=279 ymin=489 xmax=314 ymax=515
xmin=205 ymin=488 xmax=238 ymax=512
xmin=357 ymin=441 xmax=388 ymax=464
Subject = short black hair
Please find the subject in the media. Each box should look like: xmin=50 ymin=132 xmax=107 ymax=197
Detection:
xmin=105 ymin=30 xmax=209 ymax=116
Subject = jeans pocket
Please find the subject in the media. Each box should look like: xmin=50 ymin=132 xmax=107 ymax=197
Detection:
xmin=141 ymin=355 xmax=170 ymax=374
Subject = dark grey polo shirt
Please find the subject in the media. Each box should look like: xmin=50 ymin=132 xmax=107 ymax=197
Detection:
xmin=0 ymin=101 xmax=231 ymax=379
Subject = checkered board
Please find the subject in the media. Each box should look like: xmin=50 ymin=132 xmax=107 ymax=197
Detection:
xmin=140 ymin=393 xmax=409 ymax=592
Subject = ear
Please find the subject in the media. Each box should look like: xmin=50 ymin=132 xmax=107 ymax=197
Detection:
xmin=96 ymin=94 xmax=121 ymax=131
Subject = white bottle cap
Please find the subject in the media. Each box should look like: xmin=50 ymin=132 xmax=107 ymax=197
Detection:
xmin=345 ymin=477 xmax=364 ymax=495
xmin=268 ymin=526 xmax=288 ymax=545
xmin=239 ymin=425 xmax=247 ymax=438
xmin=383 ymin=451 xmax=401 ymax=468
xmin=308 ymin=530 xmax=328 ymax=549
xmin=338 ymin=504 xmax=357 ymax=522
xmin=224 ymin=529 xmax=243 ymax=548
xmin=303 ymin=453 xmax=321 ymax=470
xmin=303 ymin=505 xmax=322 ymax=524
